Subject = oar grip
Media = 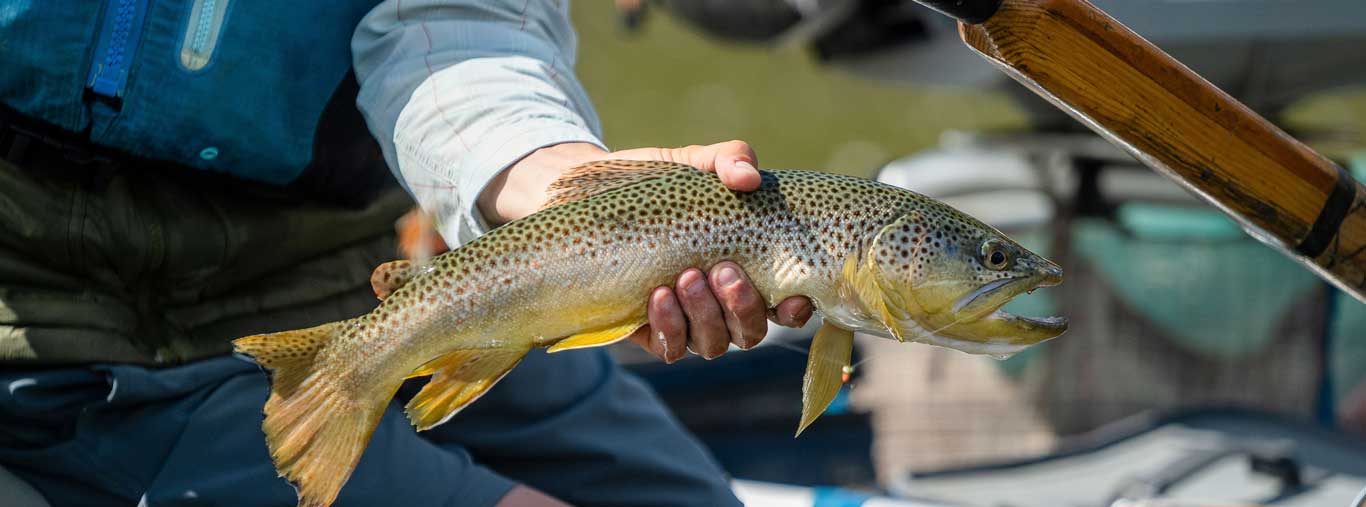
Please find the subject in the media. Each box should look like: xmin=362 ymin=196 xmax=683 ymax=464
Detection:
xmin=953 ymin=0 xmax=1366 ymax=302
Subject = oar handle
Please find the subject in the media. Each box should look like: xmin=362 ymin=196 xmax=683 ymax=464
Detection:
xmin=921 ymin=0 xmax=1366 ymax=302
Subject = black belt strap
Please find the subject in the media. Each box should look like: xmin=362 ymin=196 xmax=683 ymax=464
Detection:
xmin=0 ymin=112 xmax=114 ymax=168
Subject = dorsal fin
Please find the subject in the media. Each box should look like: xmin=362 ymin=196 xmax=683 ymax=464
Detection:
xmin=541 ymin=160 xmax=696 ymax=210
xmin=371 ymin=260 xmax=422 ymax=300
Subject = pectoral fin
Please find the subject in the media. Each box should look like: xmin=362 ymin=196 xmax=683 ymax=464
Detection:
xmin=546 ymin=318 xmax=647 ymax=353
xmin=797 ymin=322 xmax=855 ymax=437
xmin=865 ymin=211 xmax=927 ymax=342
xmin=843 ymin=244 xmax=908 ymax=343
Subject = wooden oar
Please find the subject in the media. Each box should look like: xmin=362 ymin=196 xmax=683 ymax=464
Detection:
xmin=914 ymin=0 xmax=1366 ymax=303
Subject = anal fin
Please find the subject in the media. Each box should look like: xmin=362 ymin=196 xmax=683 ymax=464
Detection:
xmin=545 ymin=318 xmax=647 ymax=353
xmin=405 ymin=348 xmax=529 ymax=431
xmin=797 ymin=322 xmax=855 ymax=437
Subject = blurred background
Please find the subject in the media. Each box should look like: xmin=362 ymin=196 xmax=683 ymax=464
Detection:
xmin=575 ymin=1 xmax=1366 ymax=506
xmin=573 ymin=0 xmax=1026 ymax=176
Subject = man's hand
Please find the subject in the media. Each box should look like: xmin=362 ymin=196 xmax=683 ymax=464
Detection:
xmin=476 ymin=140 xmax=765 ymax=224
xmin=477 ymin=140 xmax=814 ymax=363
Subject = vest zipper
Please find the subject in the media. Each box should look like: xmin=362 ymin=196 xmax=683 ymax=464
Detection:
xmin=179 ymin=0 xmax=231 ymax=71
xmin=87 ymin=0 xmax=151 ymax=99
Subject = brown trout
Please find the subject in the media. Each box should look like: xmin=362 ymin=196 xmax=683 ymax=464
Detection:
xmin=233 ymin=161 xmax=1067 ymax=506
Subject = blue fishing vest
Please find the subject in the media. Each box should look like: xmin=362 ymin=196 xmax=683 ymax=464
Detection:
xmin=0 ymin=0 xmax=391 ymax=198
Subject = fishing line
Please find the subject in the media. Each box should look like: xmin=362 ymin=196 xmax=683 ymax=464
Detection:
xmin=766 ymin=337 xmax=813 ymax=357
xmin=765 ymin=329 xmax=886 ymax=385
xmin=841 ymin=308 xmax=980 ymax=376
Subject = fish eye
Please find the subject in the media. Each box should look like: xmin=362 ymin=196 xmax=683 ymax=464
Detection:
xmin=981 ymin=240 xmax=1010 ymax=270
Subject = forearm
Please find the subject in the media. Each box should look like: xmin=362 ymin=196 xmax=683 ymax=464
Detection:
xmin=352 ymin=0 xmax=605 ymax=245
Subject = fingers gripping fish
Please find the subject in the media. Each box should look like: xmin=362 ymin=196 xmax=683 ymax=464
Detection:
xmin=232 ymin=161 xmax=1068 ymax=507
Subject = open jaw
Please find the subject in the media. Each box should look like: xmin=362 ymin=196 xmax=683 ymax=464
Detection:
xmin=921 ymin=275 xmax=1069 ymax=356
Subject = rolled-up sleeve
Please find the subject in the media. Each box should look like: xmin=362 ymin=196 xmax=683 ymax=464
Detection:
xmin=352 ymin=0 xmax=606 ymax=246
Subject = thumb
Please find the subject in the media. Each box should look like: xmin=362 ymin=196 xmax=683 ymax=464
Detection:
xmin=612 ymin=140 xmax=762 ymax=191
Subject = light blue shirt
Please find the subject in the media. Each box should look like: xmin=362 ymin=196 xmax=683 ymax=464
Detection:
xmin=353 ymin=0 xmax=608 ymax=247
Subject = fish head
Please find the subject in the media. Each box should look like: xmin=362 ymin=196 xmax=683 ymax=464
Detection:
xmin=860 ymin=209 xmax=1067 ymax=356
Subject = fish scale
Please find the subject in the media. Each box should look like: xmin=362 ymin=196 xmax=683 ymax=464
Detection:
xmin=232 ymin=160 xmax=1068 ymax=507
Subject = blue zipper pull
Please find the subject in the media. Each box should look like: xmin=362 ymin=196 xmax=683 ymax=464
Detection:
xmin=87 ymin=0 xmax=151 ymax=99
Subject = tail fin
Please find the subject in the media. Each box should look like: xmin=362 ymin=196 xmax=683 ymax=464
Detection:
xmin=233 ymin=321 xmax=399 ymax=507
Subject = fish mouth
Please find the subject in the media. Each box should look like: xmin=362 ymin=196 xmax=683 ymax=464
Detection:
xmin=951 ymin=278 xmax=1018 ymax=315
xmin=948 ymin=268 xmax=1068 ymax=341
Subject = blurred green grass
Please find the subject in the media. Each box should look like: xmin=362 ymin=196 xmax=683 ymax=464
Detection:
xmin=571 ymin=3 xmax=1366 ymax=175
xmin=569 ymin=2 xmax=1026 ymax=178
xmin=1284 ymin=90 xmax=1366 ymax=161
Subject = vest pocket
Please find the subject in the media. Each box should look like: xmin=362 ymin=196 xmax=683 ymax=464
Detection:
xmin=178 ymin=0 xmax=230 ymax=71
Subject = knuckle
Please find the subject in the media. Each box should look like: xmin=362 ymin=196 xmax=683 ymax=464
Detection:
xmin=738 ymin=336 xmax=762 ymax=350
xmin=746 ymin=330 xmax=767 ymax=348
xmin=774 ymin=307 xmax=798 ymax=326
xmin=730 ymin=331 xmax=754 ymax=349
xmin=657 ymin=319 xmax=680 ymax=339
xmin=694 ymin=333 xmax=726 ymax=358
xmin=664 ymin=303 xmax=688 ymax=330
xmin=662 ymin=147 xmax=686 ymax=163
xmin=732 ymin=304 xmax=765 ymax=328
xmin=775 ymin=298 xmax=813 ymax=326
xmin=697 ymin=285 xmax=723 ymax=305
xmin=745 ymin=311 xmax=769 ymax=331
xmin=677 ymin=271 xmax=708 ymax=298
xmin=723 ymin=284 xmax=757 ymax=308
xmin=674 ymin=290 xmax=700 ymax=310
xmin=680 ymin=298 xmax=713 ymax=321
xmin=739 ymin=318 xmax=766 ymax=344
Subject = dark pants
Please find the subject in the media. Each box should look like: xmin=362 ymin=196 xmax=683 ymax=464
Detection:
xmin=0 ymin=154 xmax=739 ymax=506
xmin=1 ymin=350 xmax=739 ymax=506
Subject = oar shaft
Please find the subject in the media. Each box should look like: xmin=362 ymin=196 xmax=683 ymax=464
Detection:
xmin=921 ymin=0 xmax=1366 ymax=302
